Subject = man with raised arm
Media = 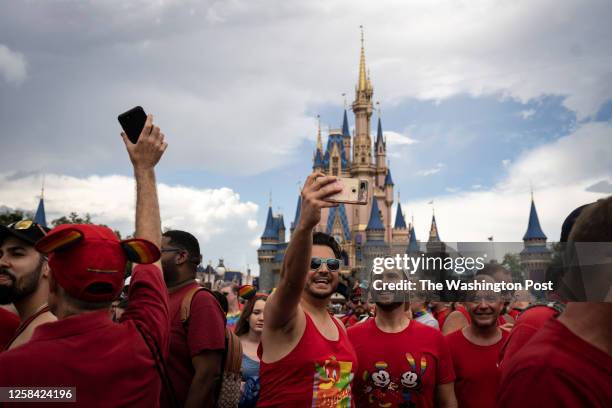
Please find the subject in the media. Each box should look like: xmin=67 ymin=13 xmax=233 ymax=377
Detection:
xmin=0 ymin=115 xmax=170 ymax=407
xmin=257 ymin=172 xmax=358 ymax=406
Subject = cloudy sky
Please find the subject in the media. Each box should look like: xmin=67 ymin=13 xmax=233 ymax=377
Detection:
xmin=1 ymin=0 xmax=611 ymax=274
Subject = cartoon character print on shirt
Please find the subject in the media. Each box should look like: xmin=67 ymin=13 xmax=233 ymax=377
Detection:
xmin=399 ymin=353 xmax=428 ymax=408
xmin=365 ymin=362 xmax=396 ymax=408
xmin=312 ymin=355 xmax=354 ymax=408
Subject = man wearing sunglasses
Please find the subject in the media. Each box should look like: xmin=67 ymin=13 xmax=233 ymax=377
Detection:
xmin=257 ymin=172 xmax=358 ymax=406
xmin=0 ymin=219 xmax=56 ymax=350
xmin=446 ymin=274 xmax=508 ymax=408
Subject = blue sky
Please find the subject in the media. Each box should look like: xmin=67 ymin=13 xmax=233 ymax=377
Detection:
xmin=1 ymin=0 xmax=611 ymax=273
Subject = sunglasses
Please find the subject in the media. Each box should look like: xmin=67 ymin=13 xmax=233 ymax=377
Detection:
xmin=310 ymin=257 xmax=340 ymax=271
xmin=160 ymin=247 xmax=184 ymax=253
xmin=8 ymin=220 xmax=48 ymax=236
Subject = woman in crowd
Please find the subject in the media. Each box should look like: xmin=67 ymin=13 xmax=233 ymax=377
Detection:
xmin=235 ymin=288 xmax=268 ymax=408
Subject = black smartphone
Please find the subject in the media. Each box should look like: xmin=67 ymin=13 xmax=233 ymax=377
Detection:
xmin=118 ymin=106 xmax=147 ymax=144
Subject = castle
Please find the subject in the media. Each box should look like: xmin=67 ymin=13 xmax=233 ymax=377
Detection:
xmin=256 ymin=35 xmax=551 ymax=292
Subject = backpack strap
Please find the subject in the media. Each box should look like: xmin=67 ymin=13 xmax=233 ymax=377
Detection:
xmin=180 ymin=286 xmax=226 ymax=324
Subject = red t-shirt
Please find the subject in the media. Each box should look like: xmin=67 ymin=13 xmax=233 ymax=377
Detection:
xmin=348 ymin=319 xmax=455 ymax=408
xmin=446 ymin=327 xmax=508 ymax=408
xmin=258 ymin=312 xmax=358 ymax=407
xmin=0 ymin=307 xmax=19 ymax=350
xmin=0 ymin=264 xmax=169 ymax=408
xmin=341 ymin=314 xmax=360 ymax=328
xmin=497 ymin=305 xmax=559 ymax=369
xmin=498 ymin=318 xmax=612 ymax=407
xmin=162 ymin=282 xmax=226 ymax=407
xmin=434 ymin=307 xmax=451 ymax=328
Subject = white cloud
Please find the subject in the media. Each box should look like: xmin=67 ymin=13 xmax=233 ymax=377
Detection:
xmin=404 ymin=122 xmax=612 ymax=242
xmin=445 ymin=187 xmax=459 ymax=193
xmin=383 ymin=130 xmax=418 ymax=146
xmin=0 ymin=172 xmax=261 ymax=274
xmin=417 ymin=163 xmax=445 ymax=176
xmin=520 ymin=109 xmax=536 ymax=119
xmin=1 ymin=0 xmax=611 ymax=175
xmin=502 ymin=159 xmax=511 ymax=168
xmin=0 ymin=44 xmax=26 ymax=84
xmin=471 ymin=184 xmax=482 ymax=190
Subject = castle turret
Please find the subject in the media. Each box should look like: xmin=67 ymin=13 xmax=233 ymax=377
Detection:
xmin=520 ymin=194 xmax=551 ymax=284
xmin=290 ymin=195 xmax=301 ymax=237
xmin=352 ymin=27 xmax=374 ymax=171
xmin=392 ymin=199 xmax=409 ymax=245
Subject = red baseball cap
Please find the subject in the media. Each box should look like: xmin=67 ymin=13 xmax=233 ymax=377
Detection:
xmin=35 ymin=224 xmax=160 ymax=302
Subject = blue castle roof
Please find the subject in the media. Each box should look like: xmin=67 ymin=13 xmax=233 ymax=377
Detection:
xmin=313 ymin=149 xmax=324 ymax=169
xmin=366 ymin=199 xmax=385 ymax=231
xmin=407 ymin=225 xmax=419 ymax=253
xmin=342 ymin=109 xmax=350 ymax=137
xmin=261 ymin=207 xmax=277 ymax=239
xmin=523 ymin=199 xmax=547 ymax=240
xmin=375 ymin=117 xmax=384 ymax=147
xmin=428 ymin=214 xmax=440 ymax=242
xmin=394 ymin=202 xmax=407 ymax=229
xmin=326 ymin=203 xmax=351 ymax=240
xmin=290 ymin=195 xmax=301 ymax=231
xmin=385 ymin=169 xmax=394 ymax=186
xmin=34 ymin=197 xmax=47 ymax=228
xmin=323 ymin=134 xmax=349 ymax=169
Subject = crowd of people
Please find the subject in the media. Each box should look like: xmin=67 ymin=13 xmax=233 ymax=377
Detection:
xmin=0 ymin=114 xmax=611 ymax=407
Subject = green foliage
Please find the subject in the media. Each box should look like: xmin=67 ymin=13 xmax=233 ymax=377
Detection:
xmin=0 ymin=209 xmax=34 ymax=226
xmin=51 ymin=212 xmax=93 ymax=226
xmin=51 ymin=212 xmax=122 ymax=239
xmin=502 ymin=252 xmax=523 ymax=281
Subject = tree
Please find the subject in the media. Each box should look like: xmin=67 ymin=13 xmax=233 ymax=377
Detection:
xmin=502 ymin=253 xmax=523 ymax=281
xmin=0 ymin=209 xmax=34 ymax=226
xmin=51 ymin=212 xmax=122 ymax=239
xmin=51 ymin=212 xmax=93 ymax=227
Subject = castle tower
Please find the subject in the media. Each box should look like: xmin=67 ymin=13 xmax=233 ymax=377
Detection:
xmin=290 ymin=195 xmax=301 ymax=237
xmin=392 ymin=198 xmax=409 ymax=244
xmin=351 ymin=27 xmax=374 ymax=172
xmin=363 ymin=197 xmax=386 ymax=280
xmin=374 ymin=116 xmax=386 ymax=177
xmin=383 ymin=168 xmax=394 ymax=241
xmin=34 ymin=182 xmax=48 ymax=228
xmin=257 ymin=206 xmax=279 ymax=291
xmin=520 ymin=194 xmax=551 ymax=283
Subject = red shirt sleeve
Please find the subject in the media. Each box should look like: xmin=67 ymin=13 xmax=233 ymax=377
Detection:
xmin=498 ymin=365 xmax=586 ymax=408
xmin=119 ymin=264 xmax=170 ymax=353
xmin=187 ymin=290 xmax=226 ymax=356
xmin=437 ymin=331 xmax=455 ymax=384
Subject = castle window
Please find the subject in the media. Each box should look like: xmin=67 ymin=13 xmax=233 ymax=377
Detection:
xmin=332 ymin=157 xmax=339 ymax=176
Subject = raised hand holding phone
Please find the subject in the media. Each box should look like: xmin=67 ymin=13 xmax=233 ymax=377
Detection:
xmin=121 ymin=114 xmax=167 ymax=170
xmin=118 ymin=106 xmax=147 ymax=144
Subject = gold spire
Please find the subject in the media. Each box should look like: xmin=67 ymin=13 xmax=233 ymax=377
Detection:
xmin=316 ymin=115 xmax=323 ymax=153
xmin=358 ymin=25 xmax=367 ymax=92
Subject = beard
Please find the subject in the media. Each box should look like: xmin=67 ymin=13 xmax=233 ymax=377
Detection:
xmin=0 ymin=262 xmax=43 ymax=305
xmin=375 ymin=301 xmax=404 ymax=312
xmin=161 ymin=260 xmax=180 ymax=286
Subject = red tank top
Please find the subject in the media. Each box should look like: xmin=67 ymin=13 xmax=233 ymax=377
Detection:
xmin=257 ymin=311 xmax=358 ymax=407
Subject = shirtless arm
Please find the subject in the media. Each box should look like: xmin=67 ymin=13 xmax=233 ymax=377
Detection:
xmin=262 ymin=173 xmax=341 ymax=352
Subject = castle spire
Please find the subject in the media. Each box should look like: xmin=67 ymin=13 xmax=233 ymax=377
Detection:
xmin=34 ymin=175 xmax=47 ymax=228
xmin=316 ymin=114 xmax=323 ymax=153
xmin=523 ymin=194 xmax=547 ymax=240
xmin=407 ymin=221 xmax=419 ymax=253
xmin=366 ymin=198 xmax=384 ymax=231
xmin=342 ymin=109 xmax=350 ymax=137
xmin=394 ymin=201 xmax=407 ymax=229
xmin=428 ymin=213 xmax=440 ymax=242
xmin=358 ymin=25 xmax=367 ymax=92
